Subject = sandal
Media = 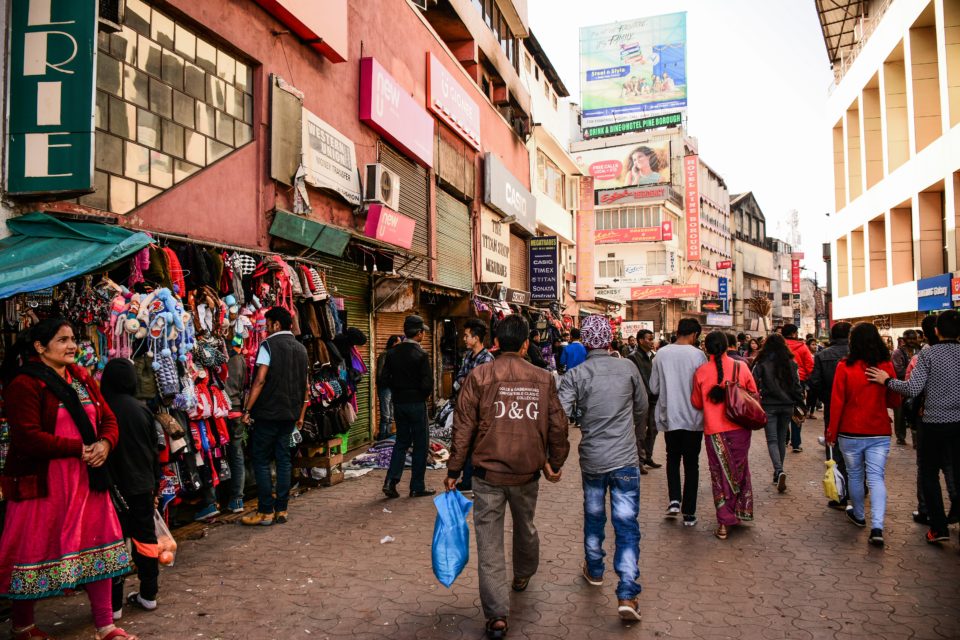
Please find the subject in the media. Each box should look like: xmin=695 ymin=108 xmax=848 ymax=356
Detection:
xmin=485 ymin=617 xmax=508 ymax=639
xmin=714 ymin=524 xmax=729 ymax=540
xmin=511 ymin=576 xmax=530 ymax=592
xmin=98 ymin=628 xmax=139 ymax=640
xmin=12 ymin=625 xmax=52 ymax=640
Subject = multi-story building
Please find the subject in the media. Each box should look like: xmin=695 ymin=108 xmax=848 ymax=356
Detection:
xmin=770 ymin=237 xmax=796 ymax=330
xmin=818 ymin=0 xmax=960 ymax=332
xmin=730 ymin=192 xmax=775 ymax=332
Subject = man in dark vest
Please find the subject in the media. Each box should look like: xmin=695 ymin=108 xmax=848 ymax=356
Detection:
xmin=241 ymin=307 xmax=309 ymax=526
xmin=381 ymin=314 xmax=436 ymax=499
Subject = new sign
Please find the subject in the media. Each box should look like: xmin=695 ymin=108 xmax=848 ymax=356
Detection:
xmin=917 ymin=273 xmax=952 ymax=311
xmin=529 ymin=236 xmax=559 ymax=300
xmin=302 ymin=109 xmax=361 ymax=205
xmin=684 ymin=155 xmax=700 ymax=261
xmin=359 ymin=57 xmax=434 ymax=167
xmin=364 ymin=204 xmax=416 ymax=249
xmin=7 ymin=0 xmax=98 ymax=195
xmin=426 ymin=53 xmax=480 ymax=150
xmin=484 ymin=153 xmax=536 ymax=235
xmin=582 ymin=112 xmax=683 ymax=140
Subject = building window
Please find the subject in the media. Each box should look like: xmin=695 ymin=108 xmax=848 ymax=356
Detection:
xmin=536 ymin=151 xmax=564 ymax=206
xmin=593 ymin=206 xmax=662 ymax=230
xmin=646 ymin=250 xmax=667 ymax=275
xmin=551 ymin=92 xmax=558 ymax=109
xmin=598 ymin=259 xmax=624 ymax=278
xmin=523 ymin=52 xmax=532 ymax=74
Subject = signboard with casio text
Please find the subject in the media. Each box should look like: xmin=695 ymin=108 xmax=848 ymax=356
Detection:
xmin=529 ymin=236 xmax=559 ymax=300
xmin=484 ymin=152 xmax=537 ymax=236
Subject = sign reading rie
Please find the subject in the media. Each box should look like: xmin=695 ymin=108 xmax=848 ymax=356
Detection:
xmin=427 ymin=53 xmax=480 ymax=150
xmin=359 ymin=57 xmax=434 ymax=167
xmin=595 ymin=227 xmax=662 ymax=244
xmin=365 ymin=203 xmax=416 ymax=249
xmin=6 ymin=0 xmax=98 ymax=195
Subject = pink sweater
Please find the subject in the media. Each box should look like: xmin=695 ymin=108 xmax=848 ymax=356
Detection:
xmin=691 ymin=355 xmax=759 ymax=436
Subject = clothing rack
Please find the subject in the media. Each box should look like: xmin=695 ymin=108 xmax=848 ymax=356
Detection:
xmin=145 ymin=230 xmax=332 ymax=275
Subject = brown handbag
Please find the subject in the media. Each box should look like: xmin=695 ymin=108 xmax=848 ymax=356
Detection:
xmin=724 ymin=362 xmax=767 ymax=431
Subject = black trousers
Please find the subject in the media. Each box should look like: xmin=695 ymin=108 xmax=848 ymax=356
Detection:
xmin=918 ymin=422 xmax=960 ymax=533
xmin=112 ymin=493 xmax=159 ymax=609
xmin=664 ymin=429 xmax=702 ymax=516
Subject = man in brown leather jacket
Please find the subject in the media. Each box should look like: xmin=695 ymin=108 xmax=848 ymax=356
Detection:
xmin=444 ymin=315 xmax=569 ymax=639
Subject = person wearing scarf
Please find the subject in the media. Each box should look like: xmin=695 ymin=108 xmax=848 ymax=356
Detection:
xmin=0 ymin=318 xmax=137 ymax=640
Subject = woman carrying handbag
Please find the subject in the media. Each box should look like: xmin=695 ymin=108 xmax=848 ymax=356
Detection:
xmin=691 ymin=331 xmax=761 ymax=540
xmin=751 ymin=334 xmax=804 ymax=493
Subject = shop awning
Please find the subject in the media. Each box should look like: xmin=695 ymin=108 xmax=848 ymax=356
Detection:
xmin=269 ymin=209 xmax=351 ymax=257
xmin=0 ymin=212 xmax=153 ymax=299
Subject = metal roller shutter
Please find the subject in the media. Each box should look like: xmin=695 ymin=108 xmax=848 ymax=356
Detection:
xmin=436 ymin=189 xmax=472 ymax=291
xmin=313 ymin=256 xmax=372 ymax=450
xmin=374 ymin=310 xmax=435 ymax=421
xmin=510 ymin=233 xmax=529 ymax=292
xmin=379 ymin=142 xmax=429 ymax=281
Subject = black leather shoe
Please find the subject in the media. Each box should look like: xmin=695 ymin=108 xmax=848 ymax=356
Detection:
xmin=409 ymin=489 xmax=437 ymax=498
xmin=382 ymin=480 xmax=400 ymax=499
xmin=644 ymin=459 xmax=662 ymax=469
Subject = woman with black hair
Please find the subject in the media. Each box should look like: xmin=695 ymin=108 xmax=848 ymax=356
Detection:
xmin=751 ymin=334 xmax=804 ymax=492
xmin=0 ymin=319 xmax=137 ymax=640
xmin=826 ymin=322 xmax=900 ymax=547
xmin=691 ymin=331 xmax=759 ymax=540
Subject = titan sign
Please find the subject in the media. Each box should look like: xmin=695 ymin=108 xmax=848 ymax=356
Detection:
xmin=582 ymin=112 xmax=682 ymax=140
xmin=6 ymin=0 xmax=98 ymax=195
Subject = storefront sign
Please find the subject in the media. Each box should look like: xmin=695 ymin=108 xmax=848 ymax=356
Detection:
xmin=718 ymin=276 xmax=728 ymax=312
xmin=480 ymin=208 xmax=510 ymax=282
xmin=661 ymin=220 xmax=673 ymax=241
xmin=700 ymin=299 xmax=724 ymax=313
xmin=917 ymin=273 xmax=952 ymax=311
xmin=427 ymin=53 xmax=480 ymax=150
xmin=7 ymin=0 xmax=98 ymax=195
xmin=595 ymin=227 xmax=662 ymax=244
xmin=706 ymin=313 xmax=733 ymax=327
xmin=596 ymin=185 xmax=672 ymax=206
xmin=364 ymin=204 xmax=415 ymax=249
xmin=684 ymin=155 xmax=700 ymax=261
xmin=529 ymin=236 xmax=559 ymax=300
xmin=621 ymin=320 xmax=654 ymax=337
xmin=582 ymin=113 xmax=683 ymax=140
xmin=505 ymin=288 xmax=532 ymax=306
xmin=302 ymin=109 xmax=360 ymax=205
xmin=630 ymin=284 xmax=699 ymax=300
xmin=484 ymin=153 xmax=536 ymax=235
xmin=359 ymin=57 xmax=434 ymax=167
xmin=576 ymin=207 xmax=596 ymax=301
xmin=716 ymin=260 xmax=732 ymax=270
xmin=952 ymin=277 xmax=960 ymax=305
xmin=253 ymin=1 xmax=348 ymax=62
xmin=791 ymin=258 xmax=801 ymax=294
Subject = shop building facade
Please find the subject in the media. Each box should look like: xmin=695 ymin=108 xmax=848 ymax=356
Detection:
xmin=730 ymin=192 xmax=775 ymax=333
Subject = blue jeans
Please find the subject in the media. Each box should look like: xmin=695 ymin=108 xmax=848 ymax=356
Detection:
xmin=764 ymin=407 xmax=793 ymax=476
xmin=377 ymin=388 xmax=393 ymax=440
xmin=386 ymin=401 xmax=428 ymax=493
xmin=790 ymin=419 xmax=802 ymax=449
xmin=839 ymin=436 xmax=890 ymax=529
xmin=251 ymin=419 xmax=296 ymax=514
xmin=226 ymin=417 xmax=246 ymax=502
xmin=582 ymin=466 xmax=641 ymax=600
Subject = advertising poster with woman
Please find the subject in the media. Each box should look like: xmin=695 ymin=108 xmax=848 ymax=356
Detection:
xmin=572 ymin=139 xmax=672 ymax=190
xmin=580 ymin=12 xmax=687 ymax=123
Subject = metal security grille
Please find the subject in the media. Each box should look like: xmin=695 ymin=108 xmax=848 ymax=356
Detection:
xmin=510 ymin=233 xmax=529 ymax=292
xmin=436 ymin=189 xmax=472 ymax=291
xmin=378 ymin=143 xmax=429 ymax=280
xmin=313 ymin=256 xmax=372 ymax=450
xmin=374 ymin=311 xmax=435 ymax=414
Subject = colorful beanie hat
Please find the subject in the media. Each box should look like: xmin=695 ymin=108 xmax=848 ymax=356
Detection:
xmin=580 ymin=314 xmax=612 ymax=350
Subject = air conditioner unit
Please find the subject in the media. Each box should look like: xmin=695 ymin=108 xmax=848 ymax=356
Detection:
xmin=363 ymin=164 xmax=400 ymax=210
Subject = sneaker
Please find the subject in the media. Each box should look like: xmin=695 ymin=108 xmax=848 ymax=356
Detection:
xmin=776 ymin=472 xmax=787 ymax=493
xmin=194 ymin=504 xmax=220 ymax=522
xmin=912 ymin=511 xmax=929 ymax=525
xmin=682 ymin=514 xmax=698 ymax=527
xmin=617 ymin=598 xmax=642 ymax=621
xmin=827 ymin=500 xmax=848 ymax=511
xmin=113 ymin=609 xmax=123 ymax=621
xmin=227 ymin=498 xmax=245 ymax=514
xmin=925 ymin=529 xmax=949 ymax=544
xmin=665 ymin=501 xmax=681 ymax=517
xmin=241 ymin=512 xmax=275 ymax=527
xmin=274 ymin=511 xmax=288 ymax=524
xmin=868 ymin=529 xmax=884 ymax=546
xmin=792 ymin=447 xmax=803 ymax=453
xmin=582 ymin=564 xmax=603 ymax=586
xmin=846 ymin=510 xmax=866 ymax=528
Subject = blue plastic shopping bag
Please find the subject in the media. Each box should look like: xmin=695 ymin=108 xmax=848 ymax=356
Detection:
xmin=432 ymin=490 xmax=473 ymax=588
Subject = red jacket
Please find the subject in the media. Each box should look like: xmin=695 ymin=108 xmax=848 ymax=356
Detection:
xmin=2 ymin=364 xmax=119 ymax=501
xmin=826 ymin=360 xmax=900 ymax=442
xmin=786 ymin=338 xmax=814 ymax=382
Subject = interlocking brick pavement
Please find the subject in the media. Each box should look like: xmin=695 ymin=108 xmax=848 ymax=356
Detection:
xmin=33 ymin=423 xmax=960 ymax=639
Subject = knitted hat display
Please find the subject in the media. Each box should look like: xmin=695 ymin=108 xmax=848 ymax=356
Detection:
xmin=580 ymin=314 xmax=613 ymax=350
xmin=153 ymin=353 xmax=180 ymax=397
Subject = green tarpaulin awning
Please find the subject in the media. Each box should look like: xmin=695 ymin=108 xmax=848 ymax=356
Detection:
xmin=269 ymin=210 xmax=351 ymax=257
xmin=0 ymin=212 xmax=153 ymax=299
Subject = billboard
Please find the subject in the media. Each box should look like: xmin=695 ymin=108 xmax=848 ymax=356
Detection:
xmin=572 ymin=139 xmax=672 ymax=190
xmin=595 ymin=227 xmax=662 ymax=244
xmin=684 ymin=155 xmax=700 ymax=261
xmin=580 ymin=13 xmax=687 ymax=123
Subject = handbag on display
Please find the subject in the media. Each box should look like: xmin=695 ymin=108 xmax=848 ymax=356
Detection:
xmin=724 ymin=362 xmax=767 ymax=431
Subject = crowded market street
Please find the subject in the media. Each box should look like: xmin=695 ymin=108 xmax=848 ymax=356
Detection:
xmin=38 ymin=430 xmax=960 ymax=640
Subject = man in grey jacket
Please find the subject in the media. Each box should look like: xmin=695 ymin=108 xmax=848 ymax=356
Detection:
xmin=649 ymin=318 xmax=706 ymax=526
xmin=559 ymin=315 xmax=647 ymax=621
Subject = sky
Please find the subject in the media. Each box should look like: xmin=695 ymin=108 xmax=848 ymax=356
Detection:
xmin=528 ymin=0 xmax=835 ymax=282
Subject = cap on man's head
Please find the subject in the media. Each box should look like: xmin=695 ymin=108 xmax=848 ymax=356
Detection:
xmin=403 ymin=315 xmax=425 ymax=336
xmin=580 ymin=314 xmax=612 ymax=350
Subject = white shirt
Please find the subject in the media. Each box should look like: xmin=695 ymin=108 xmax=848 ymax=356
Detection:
xmin=255 ymin=331 xmax=294 ymax=367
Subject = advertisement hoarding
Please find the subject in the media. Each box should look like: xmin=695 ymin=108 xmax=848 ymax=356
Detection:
xmin=630 ymin=284 xmax=699 ymax=300
xmin=529 ymin=236 xmax=559 ymax=300
xmin=364 ymin=204 xmax=415 ymax=249
xmin=621 ymin=320 xmax=655 ymax=337
xmin=596 ymin=185 xmax=673 ymax=206
xmin=573 ymin=140 xmax=672 ymax=190
xmin=952 ymin=277 xmax=960 ymax=305
xmin=576 ymin=177 xmax=596 ymax=302
xmin=716 ymin=260 xmax=732 ymax=270
xmin=684 ymin=155 xmax=700 ymax=261
xmin=359 ymin=57 xmax=434 ymax=167
xmin=302 ymin=109 xmax=361 ymax=205
xmin=426 ymin=53 xmax=480 ymax=150
xmin=579 ymin=13 xmax=687 ymax=123
xmin=791 ymin=258 xmax=801 ymax=294
xmin=917 ymin=274 xmax=952 ymax=311
xmin=595 ymin=227 xmax=662 ymax=244
xmin=706 ymin=313 xmax=733 ymax=327
xmin=583 ymin=112 xmax=683 ymax=139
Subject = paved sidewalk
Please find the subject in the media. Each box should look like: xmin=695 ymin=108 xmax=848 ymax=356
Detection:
xmin=35 ymin=425 xmax=960 ymax=639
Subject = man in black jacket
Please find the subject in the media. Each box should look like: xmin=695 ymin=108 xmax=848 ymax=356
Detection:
xmin=381 ymin=315 xmax=435 ymax=499
xmin=808 ymin=321 xmax=851 ymax=509
xmin=627 ymin=329 xmax=661 ymax=472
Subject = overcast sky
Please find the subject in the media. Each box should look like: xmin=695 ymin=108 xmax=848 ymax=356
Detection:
xmin=528 ymin=0 xmax=835 ymax=282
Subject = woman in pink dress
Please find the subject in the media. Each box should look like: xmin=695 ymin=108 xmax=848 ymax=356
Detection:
xmin=0 ymin=319 xmax=137 ymax=640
